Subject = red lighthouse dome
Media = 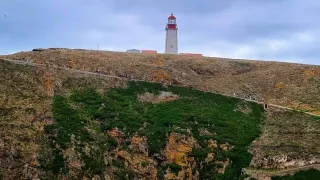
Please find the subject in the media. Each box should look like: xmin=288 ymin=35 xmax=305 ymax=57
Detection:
xmin=168 ymin=13 xmax=176 ymax=19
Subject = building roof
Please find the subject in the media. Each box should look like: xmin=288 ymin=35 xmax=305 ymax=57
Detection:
xmin=126 ymin=49 xmax=140 ymax=51
xmin=141 ymin=50 xmax=157 ymax=54
xmin=126 ymin=49 xmax=141 ymax=53
xmin=168 ymin=13 xmax=176 ymax=19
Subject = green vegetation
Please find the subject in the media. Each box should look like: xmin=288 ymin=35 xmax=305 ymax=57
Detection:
xmin=166 ymin=163 xmax=182 ymax=174
xmin=272 ymin=169 xmax=320 ymax=180
xmin=41 ymin=81 xmax=265 ymax=179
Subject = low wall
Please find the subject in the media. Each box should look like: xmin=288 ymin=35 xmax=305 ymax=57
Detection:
xmin=179 ymin=53 xmax=203 ymax=57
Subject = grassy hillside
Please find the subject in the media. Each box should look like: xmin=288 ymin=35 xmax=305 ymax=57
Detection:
xmin=39 ymin=81 xmax=265 ymax=179
xmin=2 ymin=48 xmax=320 ymax=115
xmin=0 ymin=59 xmax=319 ymax=179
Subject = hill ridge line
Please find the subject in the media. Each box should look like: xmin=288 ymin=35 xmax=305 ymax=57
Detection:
xmin=1 ymin=58 xmax=319 ymax=117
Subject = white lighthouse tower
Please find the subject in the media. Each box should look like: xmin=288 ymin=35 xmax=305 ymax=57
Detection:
xmin=165 ymin=14 xmax=178 ymax=54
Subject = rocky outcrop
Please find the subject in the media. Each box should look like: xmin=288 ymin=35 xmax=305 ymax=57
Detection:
xmin=250 ymin=154 xmax=320 ymax=169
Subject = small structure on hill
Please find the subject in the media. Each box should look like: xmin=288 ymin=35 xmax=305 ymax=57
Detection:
xmin=141 ymin=50 xmax=157 ymax=54
xmin=126 ymin=49 xmax=141 ymax=53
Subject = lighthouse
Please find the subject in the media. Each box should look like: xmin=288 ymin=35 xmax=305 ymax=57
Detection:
xmin=165 ymin=14 xmax=178 ymax=54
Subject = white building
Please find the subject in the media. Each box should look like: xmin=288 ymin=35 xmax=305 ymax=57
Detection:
xmin=165 ymin=14 xmax=178 ymax=54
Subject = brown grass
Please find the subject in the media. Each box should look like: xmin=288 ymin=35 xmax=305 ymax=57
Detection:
xmin=2 ymin=48 xmax=319 ymax=113
xmin=0 ymin=60 xmax=126 ymax=179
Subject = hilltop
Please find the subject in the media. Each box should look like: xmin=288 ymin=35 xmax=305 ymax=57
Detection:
xmin=0 ymin=49 xmax=320 ymax=179
xmin=1 ymin=48 xmax=320 ymax=114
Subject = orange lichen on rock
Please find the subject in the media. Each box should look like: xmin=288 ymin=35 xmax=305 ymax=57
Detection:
xmin=115 ymin=148 xmax=158 ymax=179
xmin=116 ymin=150 xmax=132 ymax=167
xmin=303 ymin=69 xmax=320 ymax=83
xmin=117 ymin=150 xmax=131 ymax=161
xmin=130 ymin=134 xmax=148 ymax=156
xmin=107 ymin=127 xmax=125 ymax=144
xmin=205 ymin=153 xmax=214 ymax=163
xmin=151 ymin=70 xmax=169 ymax=83
xmin=220 ymin=142 xmax=233 ymax=151
xmin=208 ymin=139 xmax=218 ymax=149
xmin=165 ymin=133 xmax=196 ymax=167
xmin=153 ymin=57 xmax=165 ymax=66
xmin=275 ymin=82 xmax=285 ymax=89
xmin=304 ymin=69 xmax=316 ymax=78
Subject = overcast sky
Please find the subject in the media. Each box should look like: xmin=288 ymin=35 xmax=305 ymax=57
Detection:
xmin=1 ymin=0 xmax=319 ymax=65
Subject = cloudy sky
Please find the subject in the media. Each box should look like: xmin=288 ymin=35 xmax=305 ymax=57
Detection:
xmin=1 ymin=0 xmax=319 ymax=65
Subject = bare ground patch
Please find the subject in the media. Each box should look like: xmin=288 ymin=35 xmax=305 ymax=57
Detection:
xmin=137 ymin=91 xmax=179 ymax=104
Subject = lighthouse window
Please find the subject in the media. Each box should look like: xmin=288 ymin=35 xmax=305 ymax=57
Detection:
xmin=168 ymin=19 xmax=175 ymax=24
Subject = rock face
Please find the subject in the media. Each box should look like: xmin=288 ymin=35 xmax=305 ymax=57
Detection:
xmin=250 ymin=153 xmax=320 ymax=169
xmin=248 ymin=108 xmax=320 ymax=172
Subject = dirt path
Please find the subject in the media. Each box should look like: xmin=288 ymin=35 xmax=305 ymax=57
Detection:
xmin=1 ymin=58 xmax=320 ymax=118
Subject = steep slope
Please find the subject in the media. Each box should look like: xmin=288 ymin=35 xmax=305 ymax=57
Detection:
xmin=2 ymin=48 xmax=320 ymax=115
xmin=0 ymin=60 xmax=265 ymax=179
xmin=0 ymin=60 xmax=126 ymax=179
xmin=0 ymin=57 xmax=319 ymax=179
